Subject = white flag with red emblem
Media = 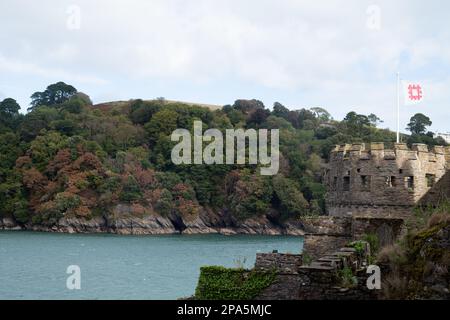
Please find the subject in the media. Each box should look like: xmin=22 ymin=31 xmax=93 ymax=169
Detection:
xmin=402 ymin=81 xmax=424 ymax=105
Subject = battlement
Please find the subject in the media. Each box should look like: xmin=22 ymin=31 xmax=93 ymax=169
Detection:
xmin=325 ymin=142 xmax=449 ymax=218
xmin=330 ymin=143 xmax=450 ymax=164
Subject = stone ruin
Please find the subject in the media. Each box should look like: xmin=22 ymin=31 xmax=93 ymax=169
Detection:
xmin=254 ymin=242 xmax=377 ymax=300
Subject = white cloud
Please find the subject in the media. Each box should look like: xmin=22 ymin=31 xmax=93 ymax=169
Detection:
xmin=0 ymin=54 xmax=107 ymax=85
xmin=0 ymin=0 xmax=449 ymax=131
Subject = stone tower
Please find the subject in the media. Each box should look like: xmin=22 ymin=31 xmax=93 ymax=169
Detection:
xmin=324 ymin=143 xmax=450 ymax=218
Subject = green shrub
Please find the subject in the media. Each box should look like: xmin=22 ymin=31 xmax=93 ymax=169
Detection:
xmin=13 ymin=197 xmax=29 ymax=224
xmin=55 ymin=192 xmax=81 ymax=212
xmin=119 ymin=176 xmax=142 ymax=202
xmin=302 ymin=252 xmax=313 ymax=266
xmin=350 ymin=240 xmax=366 ymax=256
xmin=338 ymin=266 xmax=357 ymax=288
xmin=155 ymin=189 xmax=174 ymax=216
xmin=363 ymin=233 xmax=379 ymax=255
xmin=195 ymin=266 xmax=276 ymax=300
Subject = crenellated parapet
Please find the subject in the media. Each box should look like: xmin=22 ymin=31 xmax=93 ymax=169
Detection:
xmin=330 ymin=143 xmax=450 ymax=166
xmin=325 ymin=142 xmax=449 ymax=218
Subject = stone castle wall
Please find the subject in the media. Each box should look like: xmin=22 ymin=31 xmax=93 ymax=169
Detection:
xmin=300 ymin=216 xmax=404 ymax=258
xmin=300 ymin=216 xmax=352 ymax=258
xmin=255 ymin=253 xmax=303 ymax=273
xmin=256 ymin=241 xmax=378 ymax=300
xmin=325 ymin=142 xmax=450 ymax=218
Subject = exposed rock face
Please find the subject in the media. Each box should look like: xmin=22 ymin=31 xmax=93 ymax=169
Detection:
xmin=182 ymin=210 xmax=222 ymax=234
xmin=107 ymin=215 xmax=178 ymax=235
xmin=27 ymin=217 xmax=107 ymax=233
xmin=1 ymin=204 xmax=306 ymax=235
xmin=0 ymin=217 xmax=22 ymax=230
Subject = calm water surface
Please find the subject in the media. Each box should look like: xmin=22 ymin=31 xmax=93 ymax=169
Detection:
xmin=0 ymin=231 xmax=303 ymax=299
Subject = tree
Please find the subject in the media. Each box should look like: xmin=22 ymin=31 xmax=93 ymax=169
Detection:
xmin=272 ymin=102 xmax=289 ymax=119
xmin=248 ymin=108 xmax=270 ymax=126
xmin=310 ymin=107 xmax=331 ymax=122
xmin=61 ymin=97 xmax=86 ymax=114
xmin=72 ymin=92 xmax=92 ymax=105
xmin=264 ymin=115 xmax=294 ymax=131
xmin=0 ymin=98 xmax=20 ymax=116
xmin=30 ymin=131 xmax=68 ymax=170
xmin=129 ymin=100 xmax=162 ymax=125
xmin=0 ymin=98 xmax=21 ymax=131
xmin=232 ymin=99 xmax=265 ymax=114
xmin=0 ymin=132 xmax=22 ymax=175
xmin=119 ymin=176 xmax=142 ymax=202
xmin=224 ymin=108 xmax=245 ymax=126
xmin=287 ymin=111 xmax=301 ymax=128
xmin=29 ymin=82 xmax=77 ymax=110
xmin=51 ymin=119 xmax=77 ymax=135
xmin=406 ymin=113 xmax=432 ymax=135
xmin=298 ymin=109 xmax=318 ymax=129
xmin=343 ymin=111 xmax=371 ymax=137
xmin=144 ymin=109 xmax=179 ymax=144
xmin=225 ymin=170 xmax=273 ymax=220
xmin=272 ymin=175 xmax=309 ymax=219
xmin=344 ymin=111 xmax=370 ymax=126
xmin=19 ymin=107 xmax=60 ymax=141
xmin=368 ymin=113 xmax=383 ymax=127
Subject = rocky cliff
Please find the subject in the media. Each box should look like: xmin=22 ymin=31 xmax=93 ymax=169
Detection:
xmin=1 ymin=204 xmax=305 ymax=235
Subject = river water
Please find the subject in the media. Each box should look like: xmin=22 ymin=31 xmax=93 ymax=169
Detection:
xmin=0 ymin=231 xmax=303 ymax=299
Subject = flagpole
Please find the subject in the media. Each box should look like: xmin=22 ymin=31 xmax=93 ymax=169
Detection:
xmin=396 ymin=72 xmax=400 ymax=143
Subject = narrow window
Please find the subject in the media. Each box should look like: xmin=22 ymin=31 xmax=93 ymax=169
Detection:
xmin=361 ymin=175 xmax=371 ymax=191
xmin=333 ymin=177 xmax=338 ymax=190
xmin=404 ymin=176 xmax=414 ymax=190
xmin=426 ymin=174 xmax=435 ymax=188
xmin=343 ymin=176 xmax=350 ymax=191
xmin=399 ymin=169 xmax=403 ymax=174
xmin=385 ymin=176 xmax=397 ymax=187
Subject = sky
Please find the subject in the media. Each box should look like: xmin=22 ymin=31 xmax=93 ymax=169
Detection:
xmin=0 ymin=0 xmax=449 ymax=133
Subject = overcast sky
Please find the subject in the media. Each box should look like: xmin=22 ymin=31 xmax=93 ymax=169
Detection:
xmin=0 ymin=0 xmax=449 ymax=133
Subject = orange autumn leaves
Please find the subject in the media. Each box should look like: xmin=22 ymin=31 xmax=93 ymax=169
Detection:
xmin=16 ymin=144 xmax=200 ymax=223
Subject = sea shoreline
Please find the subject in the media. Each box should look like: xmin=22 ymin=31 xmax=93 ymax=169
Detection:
xmin=0 ymin=216 xmax=305 ymax=236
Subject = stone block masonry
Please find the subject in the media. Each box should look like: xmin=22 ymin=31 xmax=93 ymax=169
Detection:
xmin=351 ymin=216 xmax=404 ymax=247
xmin=325 ymin=143 xmax=450 ymax=218
xmin=255 ymin=253 xmax=303 ymax=274
xmin=255 ymin=241 xmax=378 ymax=300
xmin=300 ymin=216 xmax=405 ymax=258
xmin=303 ymin=234 xmax=352 ymax=259
xmin=300 ymin=216 xmax=352 ymax=258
